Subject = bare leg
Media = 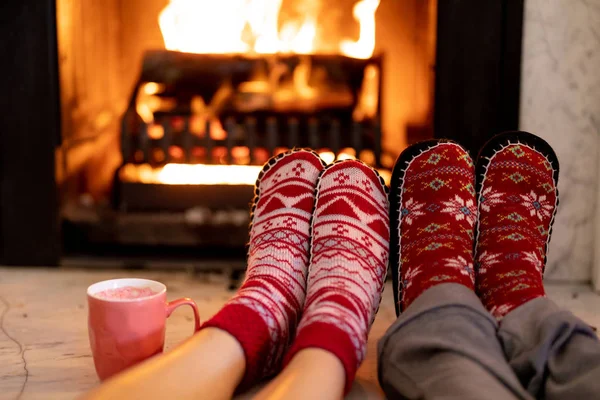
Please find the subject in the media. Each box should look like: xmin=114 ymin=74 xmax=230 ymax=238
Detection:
xmin=253 ymin=349 xmax=345 ymax=400
xmin=81 ymin=328 xmax=245 ymax=400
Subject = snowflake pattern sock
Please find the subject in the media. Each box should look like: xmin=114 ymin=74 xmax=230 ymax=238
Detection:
xmin=283 ymin=160 xmax=389 ymax=394
xmin=389 ymin=140 xmax=477 ymax=314
xmin=201 ymin=149 xmax=325 ymax=388
xmin=475 ymin=131 xmax=559 ymax=320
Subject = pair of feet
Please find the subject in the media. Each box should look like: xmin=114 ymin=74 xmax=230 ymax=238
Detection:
xmin=391 ymin=131 xmax=559 ymax=320
xmin=203 ymin=150 xmax=390 ymax=394
xmin=203 ymin=130 xmax=560 ymax=394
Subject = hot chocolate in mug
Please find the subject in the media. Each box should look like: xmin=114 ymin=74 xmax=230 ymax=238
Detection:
xmin=87 ymin=278 xmax=200 ymax=380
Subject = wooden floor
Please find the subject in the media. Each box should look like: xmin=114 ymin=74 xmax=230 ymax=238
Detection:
xmin=1 ymin=267 xmax=599 ymax=400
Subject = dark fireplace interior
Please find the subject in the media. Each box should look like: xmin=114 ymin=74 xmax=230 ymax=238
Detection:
xmin=0 ymin=0 xmax=523 ymax=267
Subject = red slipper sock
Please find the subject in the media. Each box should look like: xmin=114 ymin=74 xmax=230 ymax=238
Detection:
xmin=283 ymin=160 xmax=390 ymax=394
xmin=389 ymin=141 xmax=477 ymax=314
xmin=201 ymin=149 xmax=325 ymax=388
xmin=475 ymin=132 xmax=559 ymax=320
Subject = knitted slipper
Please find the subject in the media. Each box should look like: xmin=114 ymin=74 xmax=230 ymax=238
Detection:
xmin=474 ymin=131 xmax=560 ymax=319
xmin=389 ymin=139 xmax=477 ymax=316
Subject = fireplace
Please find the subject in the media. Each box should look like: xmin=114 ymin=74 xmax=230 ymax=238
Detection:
xmin=59 ymin=0 xmax=437 ymax=260
xmin=0 ymin=0 xmax=523 ymax=266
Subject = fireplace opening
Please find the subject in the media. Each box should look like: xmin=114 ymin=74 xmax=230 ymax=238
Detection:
xmin=1 ymin=0 xmax=524 ymax=267
xmin=55 ymin=0 xmax=436 ymax=262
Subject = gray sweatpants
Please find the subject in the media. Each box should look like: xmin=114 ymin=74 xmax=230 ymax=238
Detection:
xmin=377 ymin=283 xmax=600 ymax=399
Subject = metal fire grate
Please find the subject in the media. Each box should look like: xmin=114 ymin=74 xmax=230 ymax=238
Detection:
xmin=121 ymin=115 xmax=382 ymax=167
xmin=115 ymin=50 xmax=384 ymax=211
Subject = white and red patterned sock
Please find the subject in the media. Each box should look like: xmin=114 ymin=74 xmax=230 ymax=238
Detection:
xmin=283 ymin=160 xmax=390 ymax=394
xmin=475 ymin=131 xmax=559 ymax=320
xmin=202 ymin=149 xmax=325 ymax=388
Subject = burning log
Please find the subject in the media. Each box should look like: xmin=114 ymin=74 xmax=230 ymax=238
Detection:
xmin=135 ymin=50 xmax=381 ymax=117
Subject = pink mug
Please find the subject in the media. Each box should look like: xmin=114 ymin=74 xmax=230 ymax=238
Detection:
xmin=87 ymin=278 xmax=201 ymax=380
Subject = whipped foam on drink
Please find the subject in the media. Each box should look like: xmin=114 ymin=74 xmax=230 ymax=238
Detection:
xmin=94 ymin=286 xmax=158 ymax=300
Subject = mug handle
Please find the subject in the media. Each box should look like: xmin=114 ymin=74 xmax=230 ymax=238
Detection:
xmin=166 ymin=298 xmax=201 ymax=332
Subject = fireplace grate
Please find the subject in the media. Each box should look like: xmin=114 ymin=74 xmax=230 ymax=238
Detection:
xmin=115 ymin=50 xmax=386 ymax=212
xmin=121 ymin=115 xmax=382 ymax=167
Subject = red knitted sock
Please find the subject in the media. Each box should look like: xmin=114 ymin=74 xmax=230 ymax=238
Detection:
xmin=283 ymin=160 xmax=389 ymax=394
xmin=475 ymin=131 xmax=559 ymax=320
xmin=201 ymin=149 xmax=325 ymax=388
xmin=389 ymin=140 xmax=477 ymax=314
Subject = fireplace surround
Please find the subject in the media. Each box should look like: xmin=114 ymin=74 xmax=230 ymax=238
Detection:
xmin=0 ymin=0 xmax=524 ymax=266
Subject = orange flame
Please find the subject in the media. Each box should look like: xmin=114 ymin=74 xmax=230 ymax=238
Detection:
xmin=158 ymin=0 xmax=379 ymax=58
xmin=120 ymin=163 xmax=262 ymax=185
xmin=340 ymin=0 xmax=380 ymax=59
xmin=120 ymin=151 xmax=391 ymax=185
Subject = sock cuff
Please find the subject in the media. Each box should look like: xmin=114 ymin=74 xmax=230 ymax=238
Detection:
xmin=283 ymin=322 xmax=360 ymax=395
xmin=201 ymin=303 xmax=272 ymax=390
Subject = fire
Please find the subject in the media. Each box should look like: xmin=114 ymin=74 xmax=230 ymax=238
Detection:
xmin=120 ymin=163 xmax=262 ymax=185
xmin=318 ymin=151 xmax=336 ymax=164
xmin=158 ymin=0 xmax=250 ymax=54
xmin=120 ymin=150 xmax=391 ymax=185
xmin=340 ymin=0 xmax=380 ymax=59
xmin=158 ymin=0 xmax=379 ymax=58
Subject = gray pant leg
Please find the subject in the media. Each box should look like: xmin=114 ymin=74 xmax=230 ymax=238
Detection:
xmin=378 ymin=283 xmax=532 ymax=400
xmin=499 ymin=297 xmax=600 ymax=399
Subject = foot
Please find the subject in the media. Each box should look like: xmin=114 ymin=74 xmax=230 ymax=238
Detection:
xmin=202 ymin=149 xmax=326 ymax=388
xmin=389 ymin=140 xmax=477 ymax=315
xmin=283 ymin=160 xmax=389 ymax=394
xmin=475 ymin=131 xmax=559 ymax=320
